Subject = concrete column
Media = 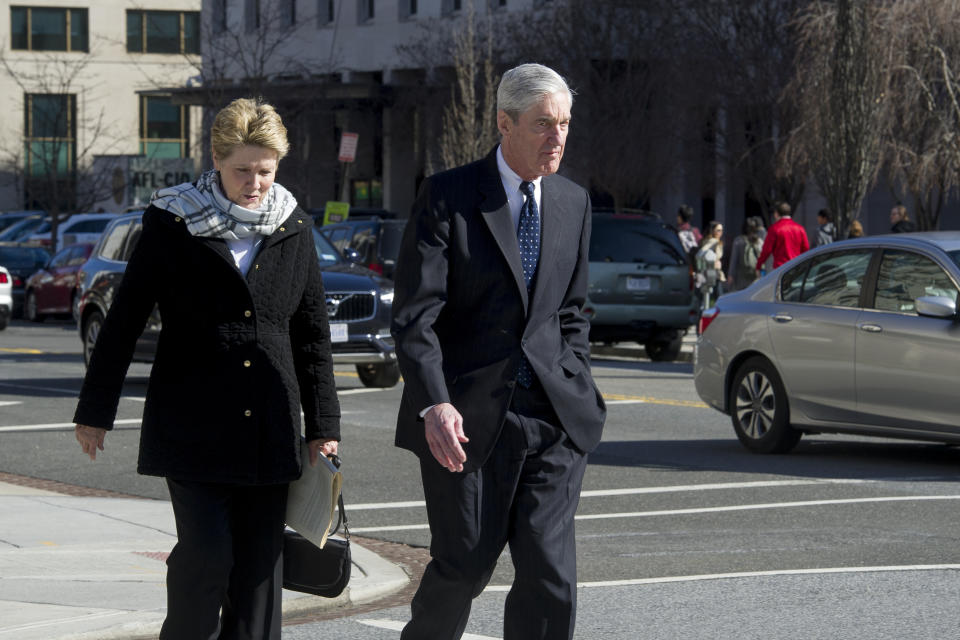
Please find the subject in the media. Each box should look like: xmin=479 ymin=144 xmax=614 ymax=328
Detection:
xmin=382 ymin=104 xmax=416 ymax=216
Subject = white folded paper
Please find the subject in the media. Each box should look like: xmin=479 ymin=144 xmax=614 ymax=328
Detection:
xmin=285 ymin=438 xmax=343 ymax=548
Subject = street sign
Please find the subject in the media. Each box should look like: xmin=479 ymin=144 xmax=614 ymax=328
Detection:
xmin=338 ymin=132 xmax=359 ymax=163
xmin=323 ymin=201 xmax=350 ymax=225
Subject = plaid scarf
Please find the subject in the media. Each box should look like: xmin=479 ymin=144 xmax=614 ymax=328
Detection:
xmin=150 ymin=169 xmax=298 ymax=240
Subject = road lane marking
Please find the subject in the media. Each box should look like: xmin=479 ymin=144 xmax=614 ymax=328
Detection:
xmin=348 ymin=480 xmax=860 ymax=511
xmin=358 ymin=619 xmax=500 ymax=639
xmin=480 ymin=564 xmax=960 ymax=592
xmin=0 ymin=401 xmax=22 ymax=407
xmin=0 ymin=348 xmax=44 ymax=354
xmin=349 ymin=494 xmax=960 ymax=534
xmin=0 ymin=419 xmax=142 ymax=433
xmin=601 ymin=392 xmax=707 ymax=408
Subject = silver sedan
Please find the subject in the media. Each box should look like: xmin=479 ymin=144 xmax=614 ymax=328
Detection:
xmin=694 ymin=232 xmax=960 ymax=453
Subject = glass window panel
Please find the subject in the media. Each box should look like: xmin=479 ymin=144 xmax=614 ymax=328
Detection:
xmin=31 ymin=95 xmax=69 ymax=138
xmin=31 ymin=8 xmax=67 ymax=51
xmin=28 ymin=142 xmax=72 ymax=177
xmin=780 ymin=260 xmax=809 ymax=303
xmin=70 ymin=9 xmax=88 ymax=51
xmin=145 ymin=12 xmax=180 ymax=54
xmin=183 ymin=12 xmax=200 ymax=54
xmin=145 ymin=97 xmax=181 ymax=139
xmin=801 ymin=250 xmax=871 ymax=308
xmin=127 ymin=11 xmax=142 ymax=52
xmin=142 ymin=141 xmax=183 ymax=159
xmin=873 ymin=250 xmax=959 ymax=314
xmin=99 ymin=220 xmax=133 ymax=262
xmin=11 ymin=8 xmax=28 ymax=49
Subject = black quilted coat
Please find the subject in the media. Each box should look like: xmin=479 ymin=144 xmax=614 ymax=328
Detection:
xmin=73 ymin=205 xmax=340 ymax=484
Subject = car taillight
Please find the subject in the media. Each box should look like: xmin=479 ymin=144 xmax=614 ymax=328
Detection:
xmin=368 ymin=263 xmax=383 ymax=275
xmin=0 ymin=273 xmax=7 ymax=284
xmin=12 ymin=275 xmax=23 ymax=287
xmin=699 ymin=306 xmax=719 ymax=334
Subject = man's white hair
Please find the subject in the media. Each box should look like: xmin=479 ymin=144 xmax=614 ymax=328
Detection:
xmin=497 ymin=63 xmax=574 ymax=121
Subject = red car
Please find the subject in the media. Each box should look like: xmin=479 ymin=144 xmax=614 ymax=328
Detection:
xmin=24 ymin=243 xmax=94 ymax=322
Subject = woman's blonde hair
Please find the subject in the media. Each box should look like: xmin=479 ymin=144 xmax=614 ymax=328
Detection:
xmin=210 ymin=98 xmax=289 ymax=162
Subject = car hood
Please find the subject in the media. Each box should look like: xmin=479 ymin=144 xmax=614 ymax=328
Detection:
xmin=319 ymin=263 xmax=391 ymax=290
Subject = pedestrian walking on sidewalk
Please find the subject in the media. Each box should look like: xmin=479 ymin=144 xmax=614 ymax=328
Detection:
xmin=391 ymin=63 xmax=606 ymax=640
xmin=73 ymin=98 xmax=341 ymax=640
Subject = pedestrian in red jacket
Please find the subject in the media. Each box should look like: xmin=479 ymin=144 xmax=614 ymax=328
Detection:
xmin=756 ymin=202 xmax=809 ymax=270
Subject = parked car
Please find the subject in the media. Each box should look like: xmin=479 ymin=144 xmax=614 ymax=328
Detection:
xmin=0 ymin=211 xmax=44 ymax=234
xmin=23 ymin=243 xmax=94 ymax=322
xmin=18 ymin=212 xmax=117 ymax=249
xmin=694 ymin=233 xmax=960 ymax=454
xmin=317 ymin=216 xmax=406 ymax=278
xmin=76 ymin=211 xmax=399 ymax=387
xmin=587 ymin=211 xmax=699 ymax=361
xmin=0 ymin=245 xmax=51 ymax=317
xmin=0 ymin=266 xmax=11 ymax=330
xmin=0 ymin=215 xmax=45 ymax=243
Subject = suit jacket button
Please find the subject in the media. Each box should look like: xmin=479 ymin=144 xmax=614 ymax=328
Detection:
xmin=244 ymin=310 xmax=252 ymax=318
xmin=244 ymin=409 xmax=252 ymax=417
xmin=243 ymin=360 xmax=251 ymax=368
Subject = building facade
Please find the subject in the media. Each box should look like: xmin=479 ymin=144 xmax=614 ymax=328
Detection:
xmin=0 ymin=0 xmax=202 ymax=213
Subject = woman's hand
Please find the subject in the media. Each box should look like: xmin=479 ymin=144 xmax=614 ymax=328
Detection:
xmin=307 ymin=438 xmax=339 ymax=467
xmin=75 ymin=425 xmax=107 ymax=461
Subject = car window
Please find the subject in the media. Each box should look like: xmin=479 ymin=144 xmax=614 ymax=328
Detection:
xmin=589 ymin=219 xmax=686 ymax=265
xmin=122 ymin=219 xmax=143 ymax=262
xmin=65 ymin=219 xmax=110 ymax=233
xmin=873 ymin=250 xmax=959 ymax=314
xmin=800 ymin=250 xmax=872 ymax=307
xmin=99 ymin=219 xmax=135 ymax=261
xmin=324 ymin=227 xmax=352 ymax=252
xmin=351 ymin=224 xmax=377 ymax=263
xmin=313 ymin=228 xmax=345 ymax=267
xmin=67 ymin=246 xmax=89 ymax=266
xmin=0 ymin=246 xmax=48 ymax=270
xmin=49 ymin=246 xmax=73 ymax=268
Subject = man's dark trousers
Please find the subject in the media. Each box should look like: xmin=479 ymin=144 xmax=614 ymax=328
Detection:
xmin=401 ymin=381 xmax=588 ymax=640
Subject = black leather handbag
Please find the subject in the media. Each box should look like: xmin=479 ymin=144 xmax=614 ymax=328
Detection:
xmin=282 ymin=484 xmax=351 ymax=597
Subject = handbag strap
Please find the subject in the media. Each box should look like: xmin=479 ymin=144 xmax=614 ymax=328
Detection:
xmin=327 ymin=455 xmax=350 ymax=542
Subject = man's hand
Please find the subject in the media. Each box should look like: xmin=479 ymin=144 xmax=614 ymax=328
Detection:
xmin=424 ymin=402 xmax=468 ymax=472
xmin=75 ymin=425 xmax=107 ymax=461
xmin=308 ymin=438 xmax=339 ymax=467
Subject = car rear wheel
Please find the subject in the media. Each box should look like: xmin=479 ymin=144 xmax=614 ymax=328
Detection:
xmin=356 ymin=362 xmax=400 ymax=388
xmin=24 ymin=290 xmax=43 ymax=323
xmin=83 ymin=310 xmax=104 ymax=368
xmin=644 ymin=334 xmax=682 ymax=362
xmin=729 ymin=356 xmax=801 ymax=454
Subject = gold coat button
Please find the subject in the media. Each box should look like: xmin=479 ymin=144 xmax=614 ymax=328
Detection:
xmin=174 ymin=216 xmax=182 ymax=222
xmin=243 ymin=360 xmax=251 ymax=368
xmin=279 ymin=226 xmax=285 ymax=232
xmin=244 ymin=310 xmax=252 ymax=318
xmin=297 ymin=219 xmax=303 ymax=224
xmin=254 ymin=264 xmax=259 ymax=270
xmin=244 ymin=409 xmax=252 ymax=417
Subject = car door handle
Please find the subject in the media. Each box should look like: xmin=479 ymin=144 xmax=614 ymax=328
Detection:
xmin=771 ymin=313 xmax=793 ymax=323
xmin=858 ymin=323 xmax=883 ymax=333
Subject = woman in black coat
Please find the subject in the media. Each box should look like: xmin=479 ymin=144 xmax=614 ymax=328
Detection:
xmin=74 ymin=98 xmax=340 ymax=640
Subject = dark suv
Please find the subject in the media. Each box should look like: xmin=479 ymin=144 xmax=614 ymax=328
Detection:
xmin=317 ymin=216 xmax=406 ymax=279
xmin=587 ymin=212 xmax=698 ymax=361
xmin=76 ymin=211 xmax=399 ymax=387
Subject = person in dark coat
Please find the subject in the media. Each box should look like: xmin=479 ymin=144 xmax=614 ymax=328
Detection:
xmin=890 ymin=204 xmax=916 ymax=233
xmin=73 ymin=98 xmax=340 ymax=640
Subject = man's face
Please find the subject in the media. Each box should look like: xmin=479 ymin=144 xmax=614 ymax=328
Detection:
xmin=213 ymin=144 xmax=278 ymax=209
xmin=498 ymin=92 xmax=571 ymax=181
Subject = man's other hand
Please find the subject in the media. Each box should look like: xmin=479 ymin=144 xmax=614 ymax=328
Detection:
xmin=424 ymin=403 xmax=469 ymax=472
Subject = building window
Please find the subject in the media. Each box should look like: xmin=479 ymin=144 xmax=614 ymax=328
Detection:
xmin=318 ymin=0 xmax=334 ymax=26
xmin=212 ymin=0 xmax=228 ymax=33
xmin=127 ymin=11 xmax=200 ymax=54
xmin=140 ymin=96 xmax=190 ymax=159
xmin=24 ymin=93 xmax=75 ymax=180
xmin=245 ymin=0 xmax=260 ymax=32
xmin=490 ymin=0 xmax=506 ymax=8
xmin=358 ymin=0 xmax=374 ymax=24
xmin=284 ymin=0 xmax=296 ymax=26
xmin=10 ymin=7 xmax=88 ymax=52
xmin=399 ymin=0 xmax=417 ymax=20
xmin=441 ymin=0 xmax=462 ymax=16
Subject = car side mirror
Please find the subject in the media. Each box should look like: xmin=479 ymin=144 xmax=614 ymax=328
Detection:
xmin=342 ymin=247 xmax=363 ymax=264
xmin=914 ymin=295 xmax=957 ymax=319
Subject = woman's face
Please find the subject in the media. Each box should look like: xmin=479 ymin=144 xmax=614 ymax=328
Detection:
xmin=213 ymin=144 xmax=279 ymax=208
xmin=713 ymin=225 xmax=723 ymax=237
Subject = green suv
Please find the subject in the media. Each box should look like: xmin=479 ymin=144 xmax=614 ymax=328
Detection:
xmin=587 ymin=212 xmax=698 ymax=361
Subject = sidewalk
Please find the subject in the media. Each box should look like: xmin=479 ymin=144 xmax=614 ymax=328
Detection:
xmin=0 ymin=481 xmax=409 ymax=640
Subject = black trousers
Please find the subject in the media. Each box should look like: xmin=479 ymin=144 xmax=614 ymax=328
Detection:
xmin=402 ymin=382 xmax=589 ymax=640
xmin=160 ymin=479 xmax=288 ymax=640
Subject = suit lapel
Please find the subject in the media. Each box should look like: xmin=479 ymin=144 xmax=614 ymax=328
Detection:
xmin=478 ymin=152 xmax=529 ymax=312
xmin=529 ymin=174 xmax=563 ymax=314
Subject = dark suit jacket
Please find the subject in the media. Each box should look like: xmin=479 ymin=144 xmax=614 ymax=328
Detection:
xmin=391 ymin=149 xmax=606 ymax=472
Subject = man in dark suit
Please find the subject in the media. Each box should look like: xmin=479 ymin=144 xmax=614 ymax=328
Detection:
xmin=391 ymin=63 xmax=606 ymax=640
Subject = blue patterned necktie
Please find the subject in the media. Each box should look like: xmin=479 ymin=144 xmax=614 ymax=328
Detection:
xmin=517 ymin=180 xmax=540 ymax=388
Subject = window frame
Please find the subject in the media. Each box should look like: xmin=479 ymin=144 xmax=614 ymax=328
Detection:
xmin=10 ymin=6 xmax=88 ymax=53
xmin=139 ymin=95 xmax=191 ymax=159
xmin=357 ymin=0 xmax=375 ymax=24
xmin=126 ymin=9 xmax=201 ymax=55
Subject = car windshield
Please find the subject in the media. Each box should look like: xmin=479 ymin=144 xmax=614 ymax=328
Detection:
xmin=380 ymin=221 xmax=406 ymax=261
xmin=0 ymin=216 xmax=44 ymax=241
xmin=312 ymin=228 xmax=345 ymax=268
xmin=589 ymin=218 xmax=686 ymax=265
xmin=0 ymin=246 xmax=49 ymax=269
xmin=949 ymin=250 xmax=960 ymax=270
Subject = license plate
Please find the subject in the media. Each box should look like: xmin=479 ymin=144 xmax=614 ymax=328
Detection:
xmin=626 ymin=276 xmax=652 ymax=292
xmin=330 ymin=323 xmax=348 ymax=343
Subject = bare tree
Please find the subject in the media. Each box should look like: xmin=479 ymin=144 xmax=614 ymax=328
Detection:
xmin=782 ymin=0 xmax=889 ymax=239
xmin=882 ymin=0 xmax=960 ymax=230
xmin=0 ymin=51 xmax=123 ymax=251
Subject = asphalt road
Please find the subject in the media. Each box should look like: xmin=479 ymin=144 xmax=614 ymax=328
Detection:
xmin=2 ymin=318 xmax=959 ymax=639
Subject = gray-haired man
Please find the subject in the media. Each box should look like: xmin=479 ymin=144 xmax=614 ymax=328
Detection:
xmin=391 ymin=63 xmax=606 ymax=639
